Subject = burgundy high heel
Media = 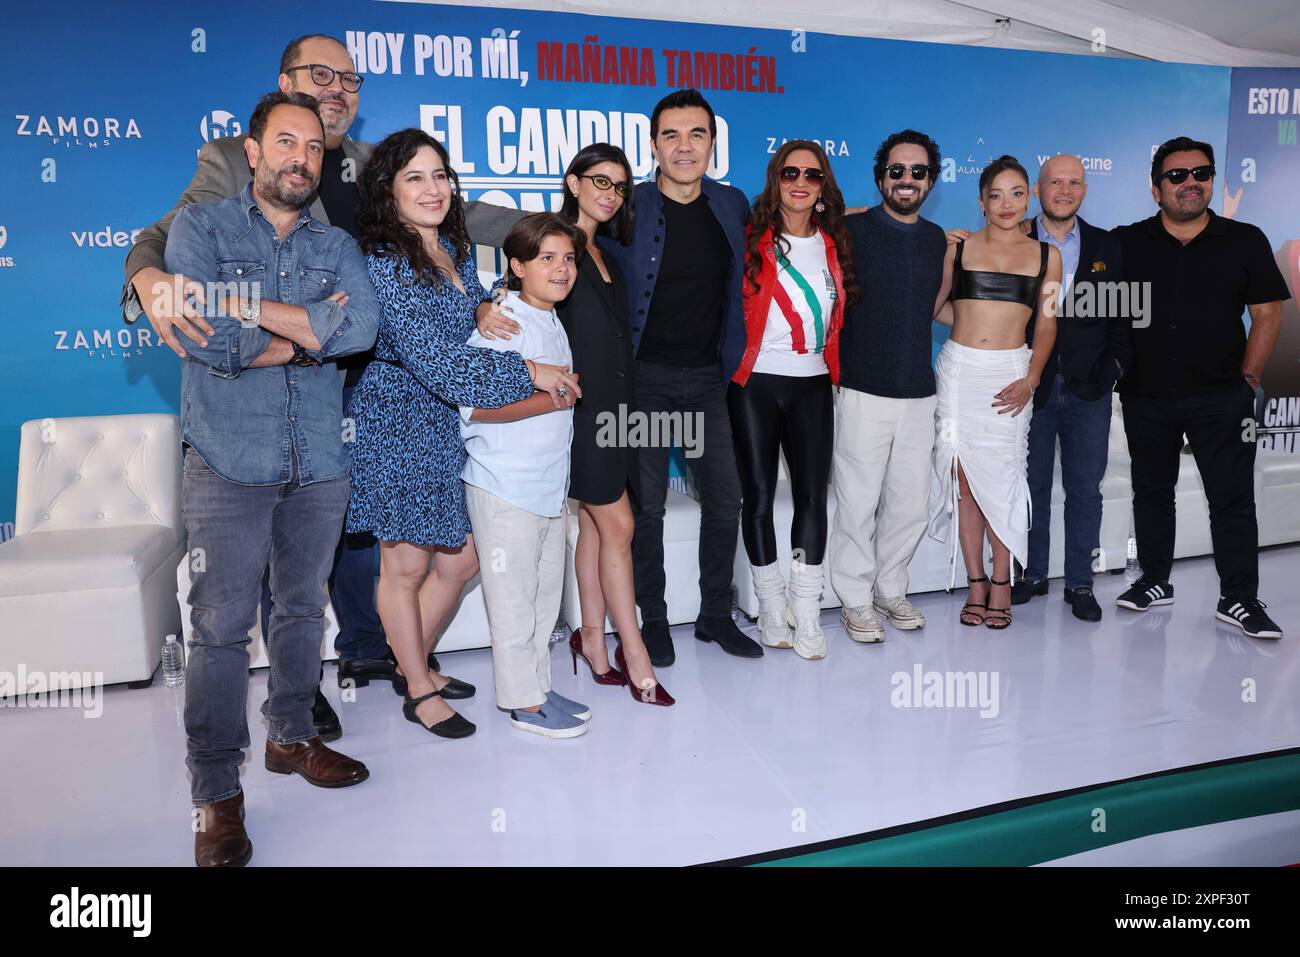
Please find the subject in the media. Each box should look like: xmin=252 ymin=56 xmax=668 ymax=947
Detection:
xmin=569 ymin=630 xmax=627 ymax=686
xmin=615 ymin=645 xmax=675 ymax=707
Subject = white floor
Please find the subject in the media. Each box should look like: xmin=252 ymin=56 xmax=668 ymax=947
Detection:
xmin=2 ymin=547 xmax=1299 ymax=867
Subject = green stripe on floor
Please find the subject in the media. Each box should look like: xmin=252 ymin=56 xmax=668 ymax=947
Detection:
xmin=754 ymin=752 xmax=1300 ymax=866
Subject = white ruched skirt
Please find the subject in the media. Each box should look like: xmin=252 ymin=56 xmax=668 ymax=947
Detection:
xmin=926 ymin=339 xmax=1033 ymax=589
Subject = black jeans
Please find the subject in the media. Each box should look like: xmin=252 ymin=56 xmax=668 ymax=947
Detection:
xmin=727 ymin=372 xmax=833 ymax=566
xmin=1121 ymin=380 xmax=1259 ymax=599
xmin=632 ymin=360 xmax=742 ymax=622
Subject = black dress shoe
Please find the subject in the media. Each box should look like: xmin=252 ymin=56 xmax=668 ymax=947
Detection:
xmin=337 ymin=655 xmax=398 ymax=689
xmin=1065 ymin=586 xmax=1103 ymax=622
xmin=641 ymin=619 xmax=675 ymax=668
xmin=390 ymin=666 xmax=476 ymax=700
xmin=312 ymin=688 xmax=342 ymax=743
xmin=1011 ymin=578 xmax=1047 ymax=605
xmin=695 ymin=615 xmax=764 ymax=658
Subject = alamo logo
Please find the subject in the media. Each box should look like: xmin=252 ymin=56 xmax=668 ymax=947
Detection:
xmin=55 ymin=327 xmax=170 ymax=358
xmin=15 ymin=114 xmax=142 ymax=147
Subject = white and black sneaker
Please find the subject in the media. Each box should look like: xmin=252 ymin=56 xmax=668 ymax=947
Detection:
xmin=1216 ymin=597 xmax=1284 ymax=640
xmin=1116 ymin=577 xmax=1174 ymax=611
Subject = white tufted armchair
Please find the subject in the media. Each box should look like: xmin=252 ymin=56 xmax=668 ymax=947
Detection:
xmin=0 ymin=414 xmax=186 ymax=689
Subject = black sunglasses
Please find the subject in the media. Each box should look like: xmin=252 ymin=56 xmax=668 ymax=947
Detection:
xmin=884 ymin=163 xmax=931 ymax=181
xmin=285 ymin=63 xmax=365 ymax=94
xmin=1158 ymin=165 xmax=1214 ymax=185
xmin=779 ymin=166 xmax=826 ymax=184
xmin=578 ymin=173 xmax=631 ymax=198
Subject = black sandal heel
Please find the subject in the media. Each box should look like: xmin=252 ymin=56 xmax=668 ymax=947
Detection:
xmin=961 ymin=575 xmax=989 ymax=627
xmin=985 ymin=578 xmax=1012 ymax=630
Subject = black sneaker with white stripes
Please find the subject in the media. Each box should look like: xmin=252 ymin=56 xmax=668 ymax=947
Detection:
xmin=1216 ymin=597 xmax=1283 ymax=639
xmin=1115 ymin=577 xmax=1174 ymax=611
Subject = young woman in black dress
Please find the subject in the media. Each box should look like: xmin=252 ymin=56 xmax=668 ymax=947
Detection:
xmin=480 ymin=144 xmax=672 ymax=706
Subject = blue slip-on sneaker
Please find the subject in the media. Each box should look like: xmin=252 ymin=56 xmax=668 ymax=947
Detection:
xmin=509 ymin=705 xmax=588 ymax=739
xmin=544 ymin=689 xmax=591 ymax=721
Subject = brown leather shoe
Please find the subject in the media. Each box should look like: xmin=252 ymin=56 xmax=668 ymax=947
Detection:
xmin=194 ymin=792 xmax=252 ymax=868
xmin=265 ymin=736 xmax=369 ymax=788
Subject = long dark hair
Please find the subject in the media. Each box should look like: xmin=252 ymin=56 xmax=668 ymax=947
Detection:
xmin=357 ymin=128 xmax=472 ymax=286
xmin=559 ymin=143 xmax=635 ymax=246
xmin=745 ymin=140 xmax=858 ymax=306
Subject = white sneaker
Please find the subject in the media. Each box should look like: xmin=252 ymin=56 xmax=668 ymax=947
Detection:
xmin=873 ymin=595 xmax=925 ymax=630
xmin=841 ymin=605 xmax=886 ymax=643
xmin=750 ymin=562 xmax=793 ymax=649
xmin=788 ymin=560 xmax=827 ymax=660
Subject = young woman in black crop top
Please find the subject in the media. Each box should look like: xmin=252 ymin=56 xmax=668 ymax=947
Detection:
xmin=927 ymin=155 xmax=1060 ymax=630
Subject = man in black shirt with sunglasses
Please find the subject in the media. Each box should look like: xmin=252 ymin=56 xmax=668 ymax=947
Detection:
xmin=1113 ymin=136 xmax=1289 ymax=639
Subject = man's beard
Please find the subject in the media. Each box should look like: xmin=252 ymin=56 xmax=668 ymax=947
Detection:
xmin=1162 ymin=187 xmax=1209 ymax=223
xmin=255 ymin=161 xmax=318 ymax=211
xmin=1041 ymin=200 xmax=1081 ymax=224
xmin=315 ymin=94 xmax=351 ymax=139
xmin=880 ymin=183 xmax=926 ymax=215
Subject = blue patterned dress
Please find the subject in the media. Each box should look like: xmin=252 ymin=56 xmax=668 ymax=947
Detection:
xmin=346 ymin=240 xmax=533 ymax=547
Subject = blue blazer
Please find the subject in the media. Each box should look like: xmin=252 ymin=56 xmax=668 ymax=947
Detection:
xmin=600 ymin=173 xmax=751 ymax=379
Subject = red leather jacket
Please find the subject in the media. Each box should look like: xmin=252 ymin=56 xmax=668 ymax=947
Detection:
xmin=734 ymin=224 xmax=845 ymax=387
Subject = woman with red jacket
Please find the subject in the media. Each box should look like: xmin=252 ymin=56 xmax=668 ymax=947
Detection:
xmin=731 ymin=140 xmax=857 ymax=660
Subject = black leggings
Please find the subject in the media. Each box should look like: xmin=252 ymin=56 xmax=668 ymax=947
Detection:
xmin=727 ymin=372 xmax=833 ymax=567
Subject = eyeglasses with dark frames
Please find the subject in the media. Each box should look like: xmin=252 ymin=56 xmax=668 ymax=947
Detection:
xmin=884 ymin=163 xmax=931 ymax=181
xmin=578 ymin=173 xmax=631 ymax=198
xmin=285 ymin=64 xmax=365 ymax=94
xmin=778 ymin=166 xmax=826 ymax=184
xmin=1158 ymin=165 xmax=1214 ymax=185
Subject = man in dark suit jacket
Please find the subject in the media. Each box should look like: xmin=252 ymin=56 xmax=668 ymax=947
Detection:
xmin=121 ymin=34 xmax=525 ymax=738
xmin=1013 ymin=155 xmax=1131 ymax=621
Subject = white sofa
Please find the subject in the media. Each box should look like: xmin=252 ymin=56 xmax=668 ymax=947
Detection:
xmin=0 ymin=414 xmax=185 ymax=689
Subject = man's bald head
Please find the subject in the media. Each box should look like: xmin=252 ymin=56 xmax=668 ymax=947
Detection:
xmin=1035 ymin=153 xmax=1087 ymax=225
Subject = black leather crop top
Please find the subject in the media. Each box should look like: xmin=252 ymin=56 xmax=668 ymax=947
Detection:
xmin=952 ymin=240 xmax=1049 ymax=308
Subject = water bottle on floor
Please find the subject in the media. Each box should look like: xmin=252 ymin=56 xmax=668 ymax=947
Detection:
xmin=549 ymin=610 xmax=568 ymax=648
xmin=162 ymin=634 xmax=185 ymax=687
xmin=1124 ymin=537 xmax=1141 ymax=585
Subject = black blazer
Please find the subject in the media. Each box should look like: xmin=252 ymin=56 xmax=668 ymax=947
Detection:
xmin=1026 ymin=216 xmax=1132 ymax=410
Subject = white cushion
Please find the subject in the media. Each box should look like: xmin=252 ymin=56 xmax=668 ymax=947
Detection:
xmin=0 ymin=525 xmax=180 ymax=597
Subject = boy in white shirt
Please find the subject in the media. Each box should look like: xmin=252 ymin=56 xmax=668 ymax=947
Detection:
xmin=461 ymin=213 xmax=591 ymax=738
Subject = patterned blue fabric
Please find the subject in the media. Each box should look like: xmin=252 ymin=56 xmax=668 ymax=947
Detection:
xmin=346 ymin=240 xmax=533 ymax=547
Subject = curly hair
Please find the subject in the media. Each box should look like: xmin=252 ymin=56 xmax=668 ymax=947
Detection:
xmin=357 ymin=128 xmax=473 ymax=287
xmin=745 ymin=140 xmax=857 ymax=307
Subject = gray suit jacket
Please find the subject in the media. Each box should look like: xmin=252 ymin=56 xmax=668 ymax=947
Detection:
xmin=122 ymin=133 xmax=525 ymax=320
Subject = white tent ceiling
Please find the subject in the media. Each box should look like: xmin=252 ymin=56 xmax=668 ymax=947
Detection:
xmin=415 ymin=0 xmax=1300 ymax=65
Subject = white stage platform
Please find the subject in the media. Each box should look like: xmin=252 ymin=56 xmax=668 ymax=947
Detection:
xmin=2 ymin=546 xmax=1298 ymax=867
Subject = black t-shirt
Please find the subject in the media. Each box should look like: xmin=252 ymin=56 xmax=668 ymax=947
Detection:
xmin=1114 ymin=210 xmax=1290 ymax=397
xmin=316 ymin=147 xmax=366 ymax=380
xmin=318 ymin=147 xmax=359 ymax=239
xmin=638 ymin=192 xmax=732 ymax=368
xmin=839 ymin=205 xmax=947 ymax=398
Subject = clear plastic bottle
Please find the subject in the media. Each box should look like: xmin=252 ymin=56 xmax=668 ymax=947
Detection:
xmin=1124 ymin=537 xmax=1142 ymax=584
xmin=162 ymin=634 xmax=186 ymax=687
xmin=549 ymin=610 xmax=568 ymax=648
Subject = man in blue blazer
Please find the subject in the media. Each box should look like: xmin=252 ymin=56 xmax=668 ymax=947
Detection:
xmin=602 ymin=89 xmax=760 ymax=665
xmin=1013 ymin=155 xmax=1131 ymax=620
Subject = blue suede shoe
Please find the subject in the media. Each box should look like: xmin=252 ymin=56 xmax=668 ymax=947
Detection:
xmin=509 ymin=706 xmax=588 ymax=739
xmin=544 ymin=689 xmax=591 ymax=721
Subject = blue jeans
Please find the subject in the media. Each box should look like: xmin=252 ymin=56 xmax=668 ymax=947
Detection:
xmin=1025 ymin=375 xmax=1112 ymax=589
xmin=182 ymin=447 xmax=350 ymax=805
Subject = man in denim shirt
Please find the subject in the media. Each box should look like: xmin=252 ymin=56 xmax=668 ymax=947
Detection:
xmin=165 ymin=92 xmax=380 ymax=867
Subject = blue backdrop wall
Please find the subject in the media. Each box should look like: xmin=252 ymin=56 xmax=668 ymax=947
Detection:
xmin=0 ymin=1 xmax=1250 ymax=532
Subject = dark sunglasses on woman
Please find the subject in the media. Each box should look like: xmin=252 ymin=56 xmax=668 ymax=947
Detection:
xmin=1158 ymin=165 xmax=1215 ymax=185
xmin=779 ymin=166 xmax=826 ymax=184
xmin=884 ymin=163 xmax=931 ymax=181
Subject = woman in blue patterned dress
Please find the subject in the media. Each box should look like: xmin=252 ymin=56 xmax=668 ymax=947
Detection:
xmin=348 ymin=129 xmax=580 ymax=737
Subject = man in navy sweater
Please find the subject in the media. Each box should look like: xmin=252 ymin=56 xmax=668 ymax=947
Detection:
xmin=830 ymin=130 xmax=948 ymax=643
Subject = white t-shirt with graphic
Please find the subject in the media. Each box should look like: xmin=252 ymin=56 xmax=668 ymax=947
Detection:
xmin=753 ymin=231 xmax=834 ymax=377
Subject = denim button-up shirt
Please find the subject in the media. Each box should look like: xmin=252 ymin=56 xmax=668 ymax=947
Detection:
xmin=164 ymin=183 xmax=380 ymax=486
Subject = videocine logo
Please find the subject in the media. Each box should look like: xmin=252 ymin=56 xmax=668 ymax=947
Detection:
xmin=49 ymin=887 xmax=151 ymax=937
xmin=200 ymin=109 xmax=242 ymax=142
xmin=71 ymin=226 xmax=142 ymax=249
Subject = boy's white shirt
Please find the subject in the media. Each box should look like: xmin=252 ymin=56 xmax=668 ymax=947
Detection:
xmin=460 ymin=290 xmax=574 ymax=518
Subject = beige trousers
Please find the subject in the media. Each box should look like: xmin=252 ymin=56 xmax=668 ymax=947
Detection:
xmin=829 ymin=387 xmax=937 ymax=607
xmin=465 ymin=483 xmax=566 ymax=711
